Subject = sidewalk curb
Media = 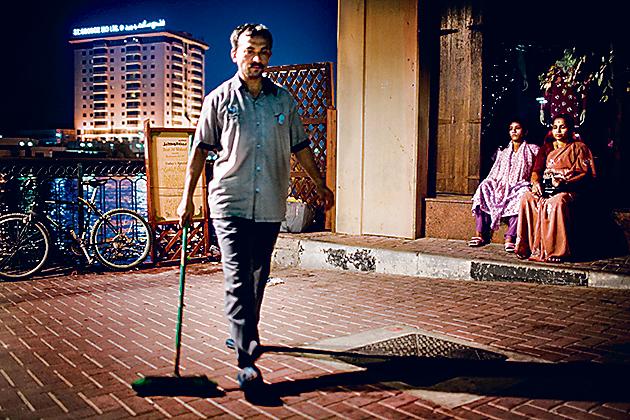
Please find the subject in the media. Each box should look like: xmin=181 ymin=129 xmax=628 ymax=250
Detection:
xmin=272 ymin=236 xmax=630 ymax=289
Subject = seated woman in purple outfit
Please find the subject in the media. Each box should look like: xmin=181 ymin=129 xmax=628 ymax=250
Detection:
xmin=469 ymin=120 xmax=539 ymax=252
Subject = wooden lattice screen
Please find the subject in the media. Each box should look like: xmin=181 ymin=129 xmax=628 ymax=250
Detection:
xmin=265 ymin=62 xmax=336 ymax=225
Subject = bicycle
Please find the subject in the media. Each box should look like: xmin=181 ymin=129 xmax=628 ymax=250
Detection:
xmin=0 ymin=178 xmax=153 ymax=280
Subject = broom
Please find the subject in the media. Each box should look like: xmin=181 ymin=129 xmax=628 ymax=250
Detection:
xmin=132 ymin=225 xmax=221 ymax=397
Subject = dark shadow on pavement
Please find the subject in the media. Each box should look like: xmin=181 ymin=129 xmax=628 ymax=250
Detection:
xmin=265 ymin=348 xmax=630 ymax=403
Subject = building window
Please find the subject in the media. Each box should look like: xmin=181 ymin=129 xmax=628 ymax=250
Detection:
xmin=166 ymin=46 xmax=170 ymax=50
xmin=142 ymin=65 xmax=147 ymax=69
xmin=151 ymin=74 xmax=155 ymax=78
xmin=82 ymin=51 xmax=86 ymax=56
xmin=110 ymin=49 xmax=114 ymax=53
xmin=150 ymin=83 xmax=155 ymax=87
xmin=110 ymin=67 xmax=114 ymax=71
xmin=151 ymin=64 xmax=155 ymax=69
xmin=151 ymin=46 xmax=155 ymax=50
xmin=166 ymin=83 xmax=169 ymax=87
xmin=110 ymin=103 xmax=114 ymax=107
xmin=166 ymin=74 xmax=170 ymax=78
xmin=151 ymin=92 xmax=155 ymax=96
xmin=110 ymin=76 xmax=114 ymax=80
xmin=82 ymin=95 xmax=87 ymax=99
xmin=111 ymin=112 xmax=114 ymax=116
xmin=82 ymin=104 xmax=86 ymax=108
xmin=142 ymin=47 xmax=147 ymax=51
xmin=82 ymin=69 xmax=86 ymax=73
xmin=151 ymin=111 xmax=155 ymax=115
xmin=151 ymin=55 xmax=155 ymax=59
xmin=150 ymin=101 xmax=155 ymax=106
xmin=83 ymin=113 xmax=87 ymax=117
xmin=143 ymin=55 xmax=147 ymax=59
xmin=121 ymin=93 xmax=126 ymax=98
xmin=143 ymin=111 xmax=147 ymax=115
xmin=82 ymin=87 xmax=86 ymax=91
xmin=82 ymin=60 xmax=86 ymax=65
xmin=143 ymin=93 xmax=147 ymax=97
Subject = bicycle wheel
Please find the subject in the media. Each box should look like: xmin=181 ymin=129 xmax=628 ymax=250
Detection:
xmin=90 ymin=209 xmax=152 ymax=270
xmin=0 ymin=213 xmax=50 ymax=280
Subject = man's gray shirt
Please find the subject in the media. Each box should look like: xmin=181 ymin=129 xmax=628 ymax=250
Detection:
xmin=192 ymin=74 xmax=309 ymax=222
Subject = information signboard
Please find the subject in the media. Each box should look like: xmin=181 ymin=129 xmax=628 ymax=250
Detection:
xmin=144 ymin=127 xmax=206 ymax=223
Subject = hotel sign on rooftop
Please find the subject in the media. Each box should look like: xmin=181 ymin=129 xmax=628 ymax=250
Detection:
xmin=72 ymin=19 xmax=166 ymax=37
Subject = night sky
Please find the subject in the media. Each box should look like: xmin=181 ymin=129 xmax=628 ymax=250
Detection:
xmin=0 ymin=0 xmax=337 ymax=133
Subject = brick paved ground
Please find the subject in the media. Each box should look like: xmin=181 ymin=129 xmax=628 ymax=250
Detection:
xmin=1 ymin=264 xmax=630 ymax=419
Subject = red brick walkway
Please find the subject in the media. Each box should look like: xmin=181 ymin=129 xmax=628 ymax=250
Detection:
xmin=1 ymin=264 xmax=630 ymax=419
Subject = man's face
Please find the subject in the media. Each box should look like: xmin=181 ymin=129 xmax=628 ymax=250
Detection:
xmin=231 ymin=33 xmax=271 ymax=80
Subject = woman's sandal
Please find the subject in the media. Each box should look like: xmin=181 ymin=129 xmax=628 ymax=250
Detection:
xmin=546 ymin=256 xmax=563 ymax=263
xmin=504 ymin=242 xmax=516 ymax=253
xmin=468 ymin=236 xmax=486 ymax=247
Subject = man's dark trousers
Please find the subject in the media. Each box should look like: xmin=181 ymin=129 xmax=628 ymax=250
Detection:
xmin=212 ymin=217 xmax=281 ymax=368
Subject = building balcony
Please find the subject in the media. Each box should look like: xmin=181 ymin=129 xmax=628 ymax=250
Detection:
xmin=93 ymin=94 xmax=108 ymax=102
xmin=93 ymin=85 xmax=108 ymax=93
xmin=93 ymin=47 xmax=108 ymax=57
xmin=93 ymin=66 xmax=108 ymax=75
xmin=125 ymin=64 xmax=142 ymax=73
xmin=125 ymin=54 xmax=141 ymax=63
xmin=125 ymin=82 xmax=141 ymax=91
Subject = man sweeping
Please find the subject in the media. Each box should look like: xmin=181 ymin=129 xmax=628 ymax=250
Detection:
xmin=177 ymin=23 xmax=334 ymax=399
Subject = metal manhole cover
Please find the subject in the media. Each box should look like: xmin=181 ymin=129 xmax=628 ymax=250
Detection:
xmin=351 ymin=333 xmax=506 ymax=361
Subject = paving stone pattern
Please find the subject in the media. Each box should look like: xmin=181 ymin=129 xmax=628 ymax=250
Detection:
xmin=1 ymin=264 xmax=630 ymax=419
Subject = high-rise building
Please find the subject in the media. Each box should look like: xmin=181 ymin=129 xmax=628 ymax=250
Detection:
xmin=69 ymin=20 xmax=209 ymax=153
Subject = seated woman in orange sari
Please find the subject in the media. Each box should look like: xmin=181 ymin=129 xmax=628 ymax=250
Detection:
xmin=515 ymin=114 xmax=596 ymax=262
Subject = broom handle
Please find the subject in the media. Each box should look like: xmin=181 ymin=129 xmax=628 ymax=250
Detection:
xmin=174 ymin=225 xmax=188 ymax=377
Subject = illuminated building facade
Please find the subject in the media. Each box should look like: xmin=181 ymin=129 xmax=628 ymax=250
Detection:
xmin=69 ymin=20 xmax=209 ymax=152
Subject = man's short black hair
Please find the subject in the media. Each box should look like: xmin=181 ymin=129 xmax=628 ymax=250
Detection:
xmin=230 ymin=23 xmax=273 ymax=50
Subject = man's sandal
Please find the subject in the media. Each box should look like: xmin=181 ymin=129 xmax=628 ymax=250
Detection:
xmin=468 ymin=236 xmax=486 ymax=247
xmin=504 ymin=242 xmax=515 ymax=253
